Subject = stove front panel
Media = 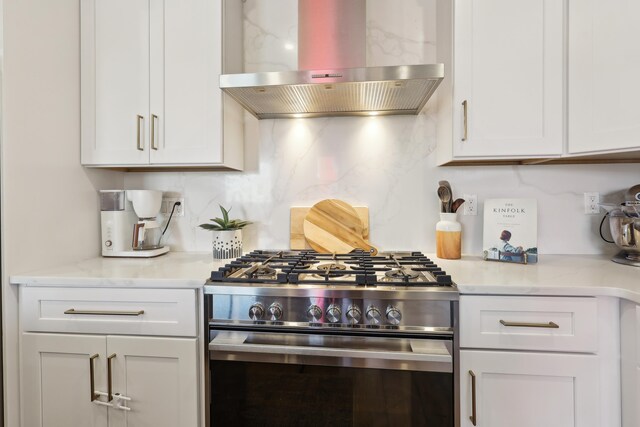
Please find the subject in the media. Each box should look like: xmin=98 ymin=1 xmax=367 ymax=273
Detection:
xmin=209 ymin=292 xmax=454 ymax=333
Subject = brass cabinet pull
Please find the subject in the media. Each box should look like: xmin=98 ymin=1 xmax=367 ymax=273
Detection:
xmin=64 ymin=308 xmax=144 ymax=316
xmin=151 ymin=114 xmax=158 ymax=150
xmin=136 ymin=115 xmax=144 ymax=151
xmin=107 ymin=353 xmax=116 ymax=401
xmin=469 ymin=370 xmax=477 ymax=426
xmin=462 ymin=100 xmax=468 ymax=141
xmin=89 ymin=354 xmax=99 ymax=402
xmin=499 ymin=320 xmax=559 ymax=328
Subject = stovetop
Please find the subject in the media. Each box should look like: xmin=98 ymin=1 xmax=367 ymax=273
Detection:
xmin=210 ymin=250 xmax=453 ymax=287
xmin=206 ymin=250 xmax=458 ymax=332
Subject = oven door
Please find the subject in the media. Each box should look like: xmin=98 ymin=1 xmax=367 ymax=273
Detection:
xmin=209 ymin=329 xmax=454 ymax=426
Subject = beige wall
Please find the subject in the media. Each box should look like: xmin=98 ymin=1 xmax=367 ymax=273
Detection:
xmin=1 ymin=0 xmax=123 ymax=424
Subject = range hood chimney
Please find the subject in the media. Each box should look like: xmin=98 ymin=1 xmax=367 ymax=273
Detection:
xmin=220 ymin=1 xmax=444 ymax=119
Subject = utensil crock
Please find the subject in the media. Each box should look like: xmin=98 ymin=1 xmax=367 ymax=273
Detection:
xmin=436 ymin=213 xmax=461 ymax=259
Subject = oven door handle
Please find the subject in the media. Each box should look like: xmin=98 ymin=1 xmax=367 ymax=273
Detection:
xmin=209 ymin=331 xmax=453 ymax=373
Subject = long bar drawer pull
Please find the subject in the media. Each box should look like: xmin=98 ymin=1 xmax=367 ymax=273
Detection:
xmin=107 ymin=353 xmax=116 ymax=401
xmin=136 ymin=115 xmax=144 ymax=151
xmin=499 ymin=320 xmax=559 ymax=328
xmin=65 ymin=308 xmax=145 ymax=316
xmin=462 ymin=100 xmax=468 ymax=141
xmin=151 ymin=114 xmax=158 ymax=150
xmin=89 ymin=354 xmax=99 ymax=402
xmin=469 ymin=370 xmax=477 ymax=426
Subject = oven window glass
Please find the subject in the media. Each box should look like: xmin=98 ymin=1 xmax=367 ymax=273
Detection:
xmin=211 ymin=361 xmax=453 ymax=426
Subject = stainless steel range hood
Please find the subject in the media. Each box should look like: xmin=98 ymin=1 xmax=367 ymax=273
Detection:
xmin=220 ymin=64 xmax=444 ymax=120
xmin=220 ymin=1 xmax=444 ymax=120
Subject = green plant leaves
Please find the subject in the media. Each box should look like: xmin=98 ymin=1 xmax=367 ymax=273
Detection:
xmin=199 ymin=205 xmax=252 ymax=231
xmin=220 ymin=205 xmax=230 ymax=225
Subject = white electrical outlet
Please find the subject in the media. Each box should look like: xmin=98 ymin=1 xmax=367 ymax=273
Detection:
xmin=162 ymin=197 xmax=185 ymax=217
xmin=463 ymin=194 xmax=477 ymax=216
xmin=584 ymin=192 xmax=600 ymax=214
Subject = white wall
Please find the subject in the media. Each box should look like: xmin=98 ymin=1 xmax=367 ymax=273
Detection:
xmin=125 ymin=0 xmax=640 ymax=256
xmin=1 ymin=1 xmax=123 ymax=424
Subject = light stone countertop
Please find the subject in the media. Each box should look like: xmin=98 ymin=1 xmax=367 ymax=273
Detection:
xmin=9 ymin=252 xmax=221 ymax=289
xmin=9 ymin=252 xmax=640 ymax=303
xmin=436 ymin=254 xmax=640 ymax=302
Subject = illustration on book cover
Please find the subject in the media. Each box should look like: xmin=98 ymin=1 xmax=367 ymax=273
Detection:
xmin=483 ymin=199 xmax=538 ymax=264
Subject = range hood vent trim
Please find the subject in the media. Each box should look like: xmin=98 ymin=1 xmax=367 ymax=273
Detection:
xmin=220 ymin=64 xmax=445 ymax=120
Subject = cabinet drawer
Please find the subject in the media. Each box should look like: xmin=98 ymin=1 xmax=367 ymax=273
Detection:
xmin=460 ymin=295 xmax=598 ymax=353
xmin=20 ymin=287 xmax=197 ymax=337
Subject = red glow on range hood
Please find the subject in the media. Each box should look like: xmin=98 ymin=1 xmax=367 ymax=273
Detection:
xmin=298 ymin=0 xmax=366 ymax=70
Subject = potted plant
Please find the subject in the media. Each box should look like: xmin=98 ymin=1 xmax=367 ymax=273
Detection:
xmin=199 ymin=205 xmax=252 ymax=260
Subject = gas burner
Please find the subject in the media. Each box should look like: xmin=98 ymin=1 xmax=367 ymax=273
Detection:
xmin=296 ymin=261 xmax=314 ymax=269
xmin=250 ymin=266 xmax=277 ymax=278
xmin=384 ymin=268 xmax=420 ymax=281
xmin=314 ymin=263 xmax=351 ymax=278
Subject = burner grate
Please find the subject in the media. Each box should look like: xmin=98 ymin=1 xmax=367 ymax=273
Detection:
xmin=210 ymin=250 xmax=453 ymax=287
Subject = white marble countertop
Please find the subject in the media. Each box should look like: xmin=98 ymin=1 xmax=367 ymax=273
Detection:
xmin=9 ymin=252 xmax=640 ymax=303
xmin=437 ymin=254 xmax=640 ymax=302
xmin=9 ymin=252 xmax=221 ymax=289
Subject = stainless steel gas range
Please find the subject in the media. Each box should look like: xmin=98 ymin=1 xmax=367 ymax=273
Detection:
xmin=204 ymin=250 xmax=460 ymax=427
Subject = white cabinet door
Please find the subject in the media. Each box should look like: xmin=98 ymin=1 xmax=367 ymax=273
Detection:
xmin=107 ymin=336 xmax=199 ymax=427
xmin=460 ymin=350 xmax=598 ymax=427
xmin=621 ymin=301 xmax=640 ymax=427
xmin=568 ymin=0 xmax=640 ymax=154
xmin=21 ymin=333 xmax=108 ymax=427
xmin=149 ymin=0 xmax=223 ymax=165
xmin=82 ymin=0 xmax=243 ymax=169
xmin=453 ymin=0 xmax=564 ymax=158
xmin=81 ymin=0 xmax=150 ymax=166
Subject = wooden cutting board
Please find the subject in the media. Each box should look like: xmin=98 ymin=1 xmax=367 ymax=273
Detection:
xmin=290 ymin=206 xmax=370 ymax=250
xmin=302 ymin=199 xmax=378 ymax=255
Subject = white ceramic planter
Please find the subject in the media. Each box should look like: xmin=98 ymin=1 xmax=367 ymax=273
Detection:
xmin=212 ymin=229 xmax=243 ymax=260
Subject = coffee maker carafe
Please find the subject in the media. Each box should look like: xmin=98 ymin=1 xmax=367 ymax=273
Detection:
xmin=128 ymin=190 xmax=166 ymax=252
xmin=100 ymin=190 xmax=169 ymax=258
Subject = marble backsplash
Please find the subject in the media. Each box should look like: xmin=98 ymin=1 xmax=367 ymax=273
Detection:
xmin=124 ymin=0 xmax=640 ymax=255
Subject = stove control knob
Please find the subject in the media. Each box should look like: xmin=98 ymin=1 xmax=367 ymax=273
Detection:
xmin=386 ymin=305 xmax=402 ymax=326
xmin=248 ymin=303 xmax=265 ymax=321
xmin=346 ymin=304 xmax=362 ymax=325
xmin=306 ymin=305 xmax=323 ymax=322
xmin=366 ymin=306 xmax=382 ymax=325
xmin=326 ymin=304 xmax=342 ymax=324
xmin=268 ymin=303 xmax=283 ymax=321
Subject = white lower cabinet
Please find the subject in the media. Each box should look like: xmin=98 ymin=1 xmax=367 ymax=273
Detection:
xmin=22 ymin=333 xmax=108 ymax=427
xmin=107 ymin=335 xmax=198 ymax=427
xmin=19 ymin=286 xmax=201 ymax=427
xmin=460 ymin=295 xmax=620 ymax=427
xmin=621 ymin=301 xmax=640 ymax=427
xmin=21 ymin=333 xmax=198 ymax=427
xmin=460 ymin=350 xmax=598 ymax=427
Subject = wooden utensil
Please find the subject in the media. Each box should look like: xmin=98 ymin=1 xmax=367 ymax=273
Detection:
xmin=451 ymin=198 xmax=465 ymax=213
xmin=303 ymin=199 xmax=378 ymax=255
xmin=291 ymin=207 xmax=369 ymax=250
xmin=437 ymin=185 xmax=452 ymax=213
xmin=439 ymin=180 xmax=453 ymax=213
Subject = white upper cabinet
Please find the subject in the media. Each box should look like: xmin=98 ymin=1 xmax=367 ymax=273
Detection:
xmin=81 ymin=0 xmax=244 ymax=169
xmin=82 ymin=0 xmax=150 ymax=166
xmin=568 ymin=0 xmax=640 ymax=155
xmin=442 ymin=0 xmax=564 ymax=162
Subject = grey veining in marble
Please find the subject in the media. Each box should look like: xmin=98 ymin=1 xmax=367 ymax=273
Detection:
xmin=124 ymin=0 xmax=640 ymax=256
